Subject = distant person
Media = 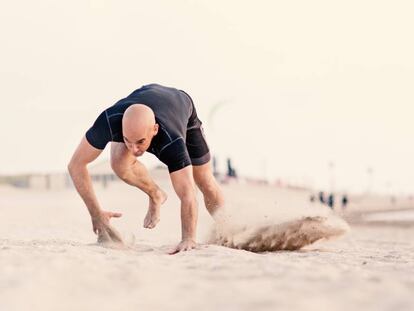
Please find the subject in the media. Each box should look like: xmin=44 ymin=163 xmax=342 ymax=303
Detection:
xmin=226 ymin=158 xmax=237 ymax=178
xmin=318 ymin=191 xmax=325 ymax=204
xmin=212 ymin=156 xmax=219 ymax=177
xmin=68 ymin=84 xmax=225 ymax=254
xmin=341 ymin=195 xmax=349 ymax=210
xmin=309 ymin=194 xmax=316 ymax=203
xmin=327 ymin=193 xmax=335 ymax=210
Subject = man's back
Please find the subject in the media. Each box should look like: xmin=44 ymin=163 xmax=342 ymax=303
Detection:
xmin=85 ymin=83 xmax=204 ymax=172
xmin=114 ymin=84 xmax=193 ymax=138
xmin=86 ymin=84 xmax=194 ymax=149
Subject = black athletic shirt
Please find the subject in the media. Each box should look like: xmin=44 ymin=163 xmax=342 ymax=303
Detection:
xmin=85 ymin=84 xmax=202 ymax=172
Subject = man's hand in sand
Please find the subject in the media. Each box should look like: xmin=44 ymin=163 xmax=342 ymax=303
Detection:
xmin=92 ymin=211 xmax=124 ymax=244
xmin=169 ymin=239 xmax=197 ymax=255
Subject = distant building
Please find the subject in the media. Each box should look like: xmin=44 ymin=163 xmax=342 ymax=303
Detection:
xmin=0 ymin=160 xmax=170 ymax=191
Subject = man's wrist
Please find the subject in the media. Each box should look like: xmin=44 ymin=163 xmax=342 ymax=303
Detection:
xmin=181 ymin=237 xmax=196 ymax=242
xmin=90 ymin=208 xmax=102 ymax=219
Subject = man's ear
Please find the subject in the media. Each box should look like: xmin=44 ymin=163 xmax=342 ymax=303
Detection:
xmin=154 ymin=123 xmax=159 ymax=135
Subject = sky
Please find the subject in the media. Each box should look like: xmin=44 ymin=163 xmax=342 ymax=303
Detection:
xmin=1 ymin=0 xmax=414 ymax=194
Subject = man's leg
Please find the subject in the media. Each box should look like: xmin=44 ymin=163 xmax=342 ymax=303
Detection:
xmin=192 ymin=160 xmax=225 ymax=217
xmin=110 ymin=142 xmax=167 ymax=228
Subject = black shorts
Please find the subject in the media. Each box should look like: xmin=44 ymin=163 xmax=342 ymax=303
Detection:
xmin=182 ymin=90 xmax=211 ymax=166
xmin=186 ymin=126 xmax=210 ymax=166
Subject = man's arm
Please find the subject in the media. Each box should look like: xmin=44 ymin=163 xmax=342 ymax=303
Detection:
xmin=169 ymin=165 xmax=198 ymax=254
xmin=67 ymin=136 xmax=123 ymax=243
xmin=68 ymin=136 xmax=103 ymax=218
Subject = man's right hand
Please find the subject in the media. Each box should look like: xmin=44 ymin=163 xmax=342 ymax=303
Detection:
xmin=92 ymin=210 xmax=124 ymax=244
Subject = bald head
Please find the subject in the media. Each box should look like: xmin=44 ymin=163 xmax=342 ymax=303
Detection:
xmin=123 ymin=104 xmax=155 ymax=134
xmin=122 ymin=104 xmax=159 ymax=156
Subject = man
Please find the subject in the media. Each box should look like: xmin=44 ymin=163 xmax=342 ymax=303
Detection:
xmin=68 ymin=83 xmax=225 ymax=254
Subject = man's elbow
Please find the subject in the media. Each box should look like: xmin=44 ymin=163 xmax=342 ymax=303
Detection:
xmin=67 ymin=159 xmax=83 ymax=175
xmin=67 ymin=161 xmax=75 ymax=175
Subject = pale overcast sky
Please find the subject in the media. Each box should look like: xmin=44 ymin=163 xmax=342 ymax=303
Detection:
xmin=1 ymin=0 xmax=413 ymax=194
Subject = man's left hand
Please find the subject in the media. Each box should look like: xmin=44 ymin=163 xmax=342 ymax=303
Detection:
xmin=169 ymin=239 xmax=197 ymax=255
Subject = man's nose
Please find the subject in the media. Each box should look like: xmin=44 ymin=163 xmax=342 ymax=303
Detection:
xmin=132 ymin=145 xmax=140 ymax=153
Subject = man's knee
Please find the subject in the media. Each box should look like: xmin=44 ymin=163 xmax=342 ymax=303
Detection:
xmin=194 ymin=172 xmax=217 ymax=195
xmin=110 ymin=144 xmax=131 ymax=180
xmin=199 ymin=182 xmax=218 ymax=198
xmin=110 ymin=157 xmax=128 ymax=179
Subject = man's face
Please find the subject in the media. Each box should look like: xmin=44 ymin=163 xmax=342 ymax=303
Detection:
xmin=123 ymin=124 xmax=159 ymax=157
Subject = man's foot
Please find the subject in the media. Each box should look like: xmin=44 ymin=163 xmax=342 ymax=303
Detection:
xmin=143 ymin=188 xmax=167 ymax=229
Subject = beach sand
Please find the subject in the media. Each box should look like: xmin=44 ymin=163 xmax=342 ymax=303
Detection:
xmin=0 ymin=176 xmax=413 ymax=311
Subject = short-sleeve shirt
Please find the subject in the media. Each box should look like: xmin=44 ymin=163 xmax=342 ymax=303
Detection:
xmin=85 ymin=84 xmax=203 ymax=172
